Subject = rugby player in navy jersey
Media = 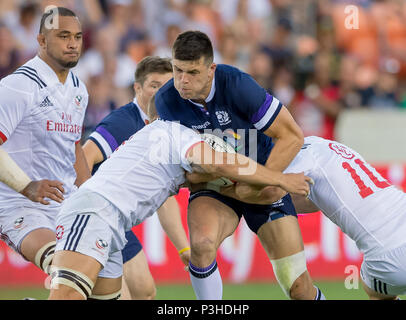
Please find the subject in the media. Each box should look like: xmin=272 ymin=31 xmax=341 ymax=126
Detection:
xmin=82 ymin=56 xmax=190 ymax=299
xmin=155 ymin=30 xmax=325 ymax=300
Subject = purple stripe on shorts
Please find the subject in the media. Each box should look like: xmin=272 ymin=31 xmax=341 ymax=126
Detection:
xmin=251 ymin=93 xmax=273 ymax=124
xmin=95 ymin=126 xmax=119 ymax=151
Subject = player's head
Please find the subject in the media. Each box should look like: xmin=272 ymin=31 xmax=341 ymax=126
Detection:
xmin=37 ymin=6 xmax=82 ymax=69
xmin=172 ymin=30 xmax=216 ymax=101
xmin=134 ymin=56 xmax=173 ymax=110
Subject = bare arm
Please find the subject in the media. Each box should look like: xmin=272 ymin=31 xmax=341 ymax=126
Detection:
xmin=157 ymin=196 xmax=190 ymax=266
xmin=82 ymin=139 xmax=104 ymax=173
xmin=263 ymin=105 xmax=304 ymax=172
xmin=74 ymin=142 xmax=92 ymax=187
xmin=186 ymin=142 xmax=311 ymax=197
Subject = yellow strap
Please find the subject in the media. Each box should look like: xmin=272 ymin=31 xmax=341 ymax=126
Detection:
xmin=178 ymin=247 xmax=191 ymax=255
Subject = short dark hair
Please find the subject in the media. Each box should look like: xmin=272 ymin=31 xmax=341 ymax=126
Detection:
xmin=39 ymin=7 xmax=77 ymax=34
xmin=172 ymin=30 xmax=213 ymax=64
xmin=135 ymin=56 xmax=173 ymax=85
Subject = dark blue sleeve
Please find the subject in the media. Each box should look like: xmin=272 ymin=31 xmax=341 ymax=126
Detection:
xmin=87 ymin=106 xmax=145 ymax=161
xmin=230 ymin=71 xmax=282 ymax=132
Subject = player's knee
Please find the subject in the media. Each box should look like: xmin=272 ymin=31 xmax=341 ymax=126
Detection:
xmin=190 ymin=236 xmax=217 ymax=260
xmin=288 ymin=272 xmax=313 ymax=300
xmin=271 ymin=251 xmax=310 ymax=300
xmin=49 ymin=267 xmax=95 ymax=300
xmin=34 ymin=241 xmax=56 ymax=274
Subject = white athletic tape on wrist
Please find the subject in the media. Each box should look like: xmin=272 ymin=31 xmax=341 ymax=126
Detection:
xmin=34 ymin=241 xmax=56 ymax=274
xmin=88 ymin=290 xmax=121 ymax=300
xmin=50 ymin=267 xmax=94 ymax=299
xmin=0 ymin=147 xmax=31 ymax=192
xmin=270 ymin=250 xmax=307 ymax=298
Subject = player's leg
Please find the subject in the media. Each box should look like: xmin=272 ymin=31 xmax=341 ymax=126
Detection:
xmin=244 ymin=194 xmax=323 ymax=300
xmin=121 ymin=251 xmax=156 ymax=300
xmin=89 ymin=251 xmax=123 ymax=300
xmin=257 ymin=216 xmax=319 ymax=299
xmin=20 ymin=228 xmax=56 ymax=273
xmin=187 ymin=192 xmax=241 ymax=300
xmin=0 ymin=207 xmax=56 ymax=274
xmin=48 ymin=250 xmax=101 ymax=300
xmin=120 ymin=230 xmax=156 ymax=300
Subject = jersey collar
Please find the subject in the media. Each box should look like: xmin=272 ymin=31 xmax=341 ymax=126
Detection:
xmin=32 ymin=55 xmax=74 ymax=87
xmin=133 ymin=96 xmax=150 ymax=123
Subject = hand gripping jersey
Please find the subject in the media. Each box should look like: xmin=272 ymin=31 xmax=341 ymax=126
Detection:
xmin=0 ymin=55 xmax=88 ymax=211
xmin=285 ymin=136 xmax=406 ymax=256
xmin=155 ymin=64 xmax=283 ymax=165
xmin=80 ymin=120 xmax=203 ymax=231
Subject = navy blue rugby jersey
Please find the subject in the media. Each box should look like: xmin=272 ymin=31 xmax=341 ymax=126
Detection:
xmin=87 ymin=100 xmax=148 ymax=173
xmin=155 ymin=64 xmax=283 ymax=165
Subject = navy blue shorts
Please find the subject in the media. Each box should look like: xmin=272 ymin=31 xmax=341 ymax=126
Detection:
xmin=189 ymin=191 xmax=297 ymax=233
xmin=121 ymin=230 xmax=143 ymax=264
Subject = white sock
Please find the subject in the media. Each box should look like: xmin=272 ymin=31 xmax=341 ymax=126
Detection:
xmin=314 ymin=286 xmax=326 ymax=300
xmin=189 ymin=260 xmax=223 ymax=300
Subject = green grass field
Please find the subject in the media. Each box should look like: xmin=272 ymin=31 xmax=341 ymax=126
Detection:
xmin=2 ymin=281 xmax=403 ymax=300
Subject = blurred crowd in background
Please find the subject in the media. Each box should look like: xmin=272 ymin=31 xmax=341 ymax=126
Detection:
xmin=1 ymin=0 xmax=406 ymax=140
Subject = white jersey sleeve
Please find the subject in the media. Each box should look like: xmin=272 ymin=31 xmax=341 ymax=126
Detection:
xmin=174 ymin=122 xmax=204 ymax=172
xmin=0 ymin=78 xmax=33 ymax=141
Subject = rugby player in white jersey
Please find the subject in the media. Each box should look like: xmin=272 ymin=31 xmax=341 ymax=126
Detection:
xmin=47 ymin=100 xmax=312 ymax=300
xmin=0 ymin=7 xmax=90 ymax=287
xmin=211 ymin=136 xmax=406 ymax=300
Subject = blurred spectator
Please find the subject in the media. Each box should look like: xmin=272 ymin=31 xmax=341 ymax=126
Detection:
xmin=290 ymin=52 xmax=343 ymax=140
xmin=3 ymin=2 xmax=40 ymax=61
xmin=83 ymin=75 xmax=117 ymax=140
xmin=247 ymin=48 xmax=274 ymax=92
xmin=72 ymin=25 xmax=136 ymax=104
xmin=0 ymin=23 xmax=21 ymax=79
xmin=153 ymin=24 xmax=182 ymax=58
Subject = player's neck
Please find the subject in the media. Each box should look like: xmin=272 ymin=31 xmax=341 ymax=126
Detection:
xmin=38 ymin=52 xmax=70 ymax=84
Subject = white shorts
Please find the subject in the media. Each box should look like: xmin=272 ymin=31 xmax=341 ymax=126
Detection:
xmin=0 ymin=206 xmax=55 ymax=254
xmin=361 ymin=244 xmax=406 ymax=296
xmin=55 ymin=189 xmax=127 ymax=279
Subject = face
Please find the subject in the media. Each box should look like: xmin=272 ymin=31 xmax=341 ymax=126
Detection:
xmin=172 ymin=57 xmax=216 ymax=101
xmin=38 ymin=15 xmax=83 ymax=69
xmin=134 ymin=72 xmax=173 ymax=110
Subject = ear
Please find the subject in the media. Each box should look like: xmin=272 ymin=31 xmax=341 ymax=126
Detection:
xmin=37 ymin=33 xmax=46 ymax=48
xmin=208 ymin=62 xmax=216 ymax=77
xmin=133 ymin=82 xmax=141 ymax=94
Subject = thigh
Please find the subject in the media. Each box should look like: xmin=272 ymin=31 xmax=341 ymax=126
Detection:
xmin=188 ymin=195 xmax=240 ymax=248
xmin=257 ymin=215 xmax=305 ymax=260
xmin=121 ymin=249 xmax=156 ymax=299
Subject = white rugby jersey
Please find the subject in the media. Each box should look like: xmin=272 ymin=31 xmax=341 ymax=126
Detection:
xmin=285 ymin=136 xmax=406 ymax=256
xmin=81 ymin=120 xmax=203 ymax=231
xmin=0 ymin=55 xmax=88 ymax=211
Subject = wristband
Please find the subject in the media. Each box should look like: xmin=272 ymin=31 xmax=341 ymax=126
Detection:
xmin=178 ymin=247 xmax=191 ymax=255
